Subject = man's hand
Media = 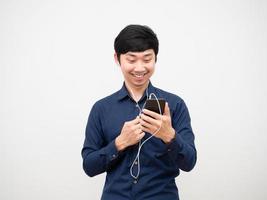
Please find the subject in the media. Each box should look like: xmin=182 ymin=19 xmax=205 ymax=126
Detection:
xmin=115 ymin=117 xmax=145 ymax=151
xmin=140 ymin=102 xmax=175 ymax=144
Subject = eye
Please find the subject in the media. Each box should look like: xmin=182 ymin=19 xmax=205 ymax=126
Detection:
xmin=144 ymin=59 xmax=152 ymax=63
xmin=127 ymin=59 xmax=136 ymax=64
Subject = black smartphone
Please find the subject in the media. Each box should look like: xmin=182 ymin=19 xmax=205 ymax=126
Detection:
xmin=143 ymin=99 xmax=166 ymax=114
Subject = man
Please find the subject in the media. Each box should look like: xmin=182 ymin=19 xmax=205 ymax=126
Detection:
xmin=81 ymin=24 xmax=197 ymax=200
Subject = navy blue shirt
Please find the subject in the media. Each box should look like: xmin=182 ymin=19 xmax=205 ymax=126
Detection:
xmin=82 ymin=82 xmax=197 ymax=200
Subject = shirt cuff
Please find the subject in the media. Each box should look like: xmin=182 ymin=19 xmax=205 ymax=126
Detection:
xmin=165 ymin=132 xmax=184 ymax=156
xmin=103 ymin=139 xmax=121 ymax=162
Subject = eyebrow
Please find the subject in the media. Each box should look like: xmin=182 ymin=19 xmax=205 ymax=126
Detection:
xmin=126 ymin=53 xmax=153 ymax=57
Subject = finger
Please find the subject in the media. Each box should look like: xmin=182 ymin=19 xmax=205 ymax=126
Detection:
xmin=140 ymin=118 xmax=160 ymax=133
xmin=138 ymin=132 xmax=145 ymax=140
xmin=140 ymin=113 xmax=159 ymax=125
xmin=142 ymin=109 xmax=161 ymax=120
xmin=140 ymin=120 xmax=153 ymax=131
xmin=133 ymin=124 xmax=143 ymax=133
xmin=164 ymin=102 xmax=170 ymax=116
xmin=140 ymin=126 xmax=156 ymax=135
xmin=132 ymin=123 xmax=142 ymax=131
xmin=130 ymin=116 xmax=140 ymax=125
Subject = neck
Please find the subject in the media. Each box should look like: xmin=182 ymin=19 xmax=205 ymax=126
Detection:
xmin=125 ymin=81 xmax=149 ymax=102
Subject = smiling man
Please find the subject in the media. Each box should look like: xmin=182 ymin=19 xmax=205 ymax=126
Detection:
xmin=81 ymin=24 xmax=197 ymax=200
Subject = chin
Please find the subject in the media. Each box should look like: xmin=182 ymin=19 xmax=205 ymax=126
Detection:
xmin=133 ymin=80 xmax=149 ymax=87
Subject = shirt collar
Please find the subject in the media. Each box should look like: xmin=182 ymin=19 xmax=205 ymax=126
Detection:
xmin=117 ymin=81 xmax=156 ymax=101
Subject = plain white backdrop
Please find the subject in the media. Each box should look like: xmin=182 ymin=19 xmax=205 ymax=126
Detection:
xmin=1 ymin=0 xmax=267 ymax=199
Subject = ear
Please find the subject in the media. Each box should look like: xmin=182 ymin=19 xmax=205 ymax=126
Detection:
xmin=114 ymin=53 xmax=120 ymax=66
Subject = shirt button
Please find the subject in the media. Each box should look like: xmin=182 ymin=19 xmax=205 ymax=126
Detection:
xmin=133 ymin=180 xmax=137 ymax=184
xmin=134 ymin=161 xmax=138 ymax=165
xmin=112 ymin=154 xmax=116 ymax=158
xmin=167 ymin=148 xmax=171 ymax=152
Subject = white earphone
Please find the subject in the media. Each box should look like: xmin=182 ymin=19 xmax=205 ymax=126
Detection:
xmin=128 ymin=86 xmax=163 ymax=180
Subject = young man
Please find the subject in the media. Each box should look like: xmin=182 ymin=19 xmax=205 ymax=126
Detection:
xmin=81 ymin=24 xmax=197 ymax=200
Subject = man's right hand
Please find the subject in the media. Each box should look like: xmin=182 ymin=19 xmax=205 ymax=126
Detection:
xmin=115 ymin=116 xmax=145 ymax=151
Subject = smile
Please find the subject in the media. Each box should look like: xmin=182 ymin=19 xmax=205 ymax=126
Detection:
xmin=132 ymin=73 xmax=147 ymax=78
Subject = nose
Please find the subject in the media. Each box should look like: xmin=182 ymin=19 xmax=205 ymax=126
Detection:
xmin=134 ymin=60 xmax=146 ymax=72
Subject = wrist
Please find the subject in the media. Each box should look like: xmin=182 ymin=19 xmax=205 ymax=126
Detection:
xmin=163 ymin=128 xmax=176 ymax=144
xmin=115 ymin=136 xmax=127 ymax=151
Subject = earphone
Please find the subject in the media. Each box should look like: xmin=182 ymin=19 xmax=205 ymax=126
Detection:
xmin=128 ymin=86 xmax=163 ymax=180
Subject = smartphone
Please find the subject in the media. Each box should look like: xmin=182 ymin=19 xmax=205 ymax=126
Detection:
xmin=143 ymin=99 xmax=166 ymax=114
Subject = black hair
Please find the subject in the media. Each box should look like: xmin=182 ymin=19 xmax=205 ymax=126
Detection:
xmin=114 ymin=24 xmax=159 ymax=62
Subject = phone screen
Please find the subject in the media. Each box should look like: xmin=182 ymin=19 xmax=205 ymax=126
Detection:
xmin=143 ymin=99 xmax=165 ymax=114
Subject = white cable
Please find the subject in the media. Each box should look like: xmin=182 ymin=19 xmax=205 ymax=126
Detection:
xmin=128 ymin=88 xmax=163 ymax=179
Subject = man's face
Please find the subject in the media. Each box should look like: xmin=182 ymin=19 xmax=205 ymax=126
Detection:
xmin=115 ymin=49 xmax=156 ymax=89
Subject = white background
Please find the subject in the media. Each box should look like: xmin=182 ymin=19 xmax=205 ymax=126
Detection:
xmin=1 ymin=0 xmax=267 ymax=199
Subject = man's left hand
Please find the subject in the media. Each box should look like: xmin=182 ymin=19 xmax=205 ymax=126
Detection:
xmin=140 ymin=102 xmax=175 ymax=144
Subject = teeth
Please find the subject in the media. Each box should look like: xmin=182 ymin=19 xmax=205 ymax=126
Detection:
xmin=133 ymin=73 xmax=145 ymax=77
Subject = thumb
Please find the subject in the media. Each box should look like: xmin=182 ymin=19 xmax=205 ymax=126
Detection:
xmin=131 ymin=116 xmax=140 ymax=125
xmin=164 ymin=102 xmax=171 ymax=116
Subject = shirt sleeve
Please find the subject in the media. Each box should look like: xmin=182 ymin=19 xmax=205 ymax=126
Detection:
xmin=81 ymin=102 xmax=123 ymax=177
xmin=166 ymin=99 xmax=197 ymax=172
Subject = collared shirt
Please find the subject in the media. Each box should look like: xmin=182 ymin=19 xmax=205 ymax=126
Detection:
xmin=82 ymin=82 xmax=197 ymax=200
